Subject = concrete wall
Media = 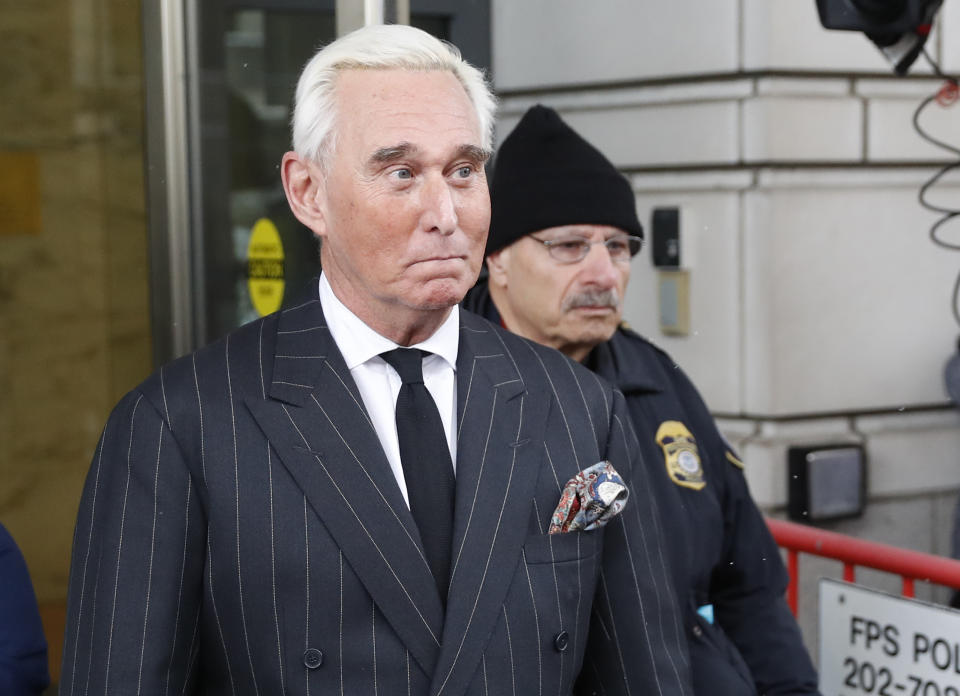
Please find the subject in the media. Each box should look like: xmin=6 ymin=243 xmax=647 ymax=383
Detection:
xmin=492 ymin=0 xmax=960 ymax=660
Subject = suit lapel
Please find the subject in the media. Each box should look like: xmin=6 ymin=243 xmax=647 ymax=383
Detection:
xmin=246 ymin=296 xmax=444 ymax=678
xmin=429 ymin=312 xmax=550 ymax=695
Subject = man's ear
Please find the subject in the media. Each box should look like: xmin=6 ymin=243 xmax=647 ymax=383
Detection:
xmin=485 ymin=247 xmax=511 ymax=288
xmin=281 ymin=151 xmax=327 ymax=237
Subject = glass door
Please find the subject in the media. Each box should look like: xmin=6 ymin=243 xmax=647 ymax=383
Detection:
xmin=195 ymin=2 xmax=337 ymax=343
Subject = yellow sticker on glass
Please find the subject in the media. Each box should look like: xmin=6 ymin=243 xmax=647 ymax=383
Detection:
xmin=247 ymin=218 xmax=285 ymax=316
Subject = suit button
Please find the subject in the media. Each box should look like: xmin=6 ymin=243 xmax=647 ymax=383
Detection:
xmin=692 ymin=624 xmax=703 ymax=638
xmin=303 ymin=648 xmax=324 ymax=669
xmin=553 ymin=630 xmax=570 ymax=653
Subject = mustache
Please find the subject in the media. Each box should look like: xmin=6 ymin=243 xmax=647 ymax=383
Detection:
xmin=563 ymin=288 xmax=620 ymax=311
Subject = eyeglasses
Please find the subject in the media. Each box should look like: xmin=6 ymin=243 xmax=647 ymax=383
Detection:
xmin=528 ymin=234 xmax=644 ymax=264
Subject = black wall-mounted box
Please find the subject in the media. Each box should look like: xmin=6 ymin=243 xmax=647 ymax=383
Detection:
xmin=787 ymin=444 xmax=866 ymax=523
xmin=651 ymin=207 xmax=681 ymax=268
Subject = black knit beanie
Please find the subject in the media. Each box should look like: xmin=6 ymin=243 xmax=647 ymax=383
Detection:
xmin=486 ymin=105 xmax=642 ymax=256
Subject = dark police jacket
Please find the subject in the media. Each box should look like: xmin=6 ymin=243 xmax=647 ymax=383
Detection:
xmin=464 ymin=282 xmax=821 ymax=696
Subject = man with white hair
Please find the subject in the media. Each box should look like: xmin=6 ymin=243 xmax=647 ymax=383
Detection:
xmin=62 ymin=26 xmax=692 ymax=695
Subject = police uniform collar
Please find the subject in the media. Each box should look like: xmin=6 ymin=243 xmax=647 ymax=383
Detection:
xmin=585 ymin=328 xmax=666 ymax=394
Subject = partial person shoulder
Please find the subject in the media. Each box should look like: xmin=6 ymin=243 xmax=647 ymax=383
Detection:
xmin=0 ymin=522 xmax=18 ymax=556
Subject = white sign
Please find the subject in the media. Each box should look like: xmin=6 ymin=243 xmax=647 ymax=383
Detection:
xmin=820 ymin=578 xmax=960 ymax=696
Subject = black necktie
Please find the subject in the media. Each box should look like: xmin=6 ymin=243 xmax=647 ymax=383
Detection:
xmin=380 ymin=348 xmax=455 ymax=603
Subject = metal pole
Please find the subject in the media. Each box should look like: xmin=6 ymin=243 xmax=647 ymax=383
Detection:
xmin=337 ymin=0 xmax=409 ymax=36
xmin=142 ymin=0 xmax=196 ymax=363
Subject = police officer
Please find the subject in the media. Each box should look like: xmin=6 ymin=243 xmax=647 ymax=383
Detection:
xmin=463 ymin=105 xmax=822 ymax=696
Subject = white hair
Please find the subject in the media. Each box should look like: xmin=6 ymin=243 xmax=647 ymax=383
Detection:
xmin=291 ymin=24 xmax=497 ymax=166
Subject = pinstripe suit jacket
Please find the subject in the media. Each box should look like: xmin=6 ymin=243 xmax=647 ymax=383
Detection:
xmin=62 ymin=295 xmax=692 ymax=695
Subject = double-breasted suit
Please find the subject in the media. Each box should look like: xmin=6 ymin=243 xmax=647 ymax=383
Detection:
xmin=62 ymin=292 xmax=691 ymax=695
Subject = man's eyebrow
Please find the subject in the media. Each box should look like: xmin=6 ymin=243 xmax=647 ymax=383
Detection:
xmin=368 ymin=143 xmax=417 ymax=166
xmin=455 ymin=145 xmax=492 ymax=164
xmin=367 ymin=143 xmax=491 ymax=171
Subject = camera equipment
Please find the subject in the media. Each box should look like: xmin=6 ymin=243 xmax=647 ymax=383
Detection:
xmin=815 ymin=0 xmax=944 ymax=74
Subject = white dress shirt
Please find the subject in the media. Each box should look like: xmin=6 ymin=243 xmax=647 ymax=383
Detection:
xmin=318 ymin=273 xmax=458 ymax=506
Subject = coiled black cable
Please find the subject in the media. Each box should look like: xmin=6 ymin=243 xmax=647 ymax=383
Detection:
xmin=913 ymin=48 xmax=960 ymax=325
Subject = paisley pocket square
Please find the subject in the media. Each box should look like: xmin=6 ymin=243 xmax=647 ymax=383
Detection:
xmin=548 ymin=460 xmax=629 ymax=534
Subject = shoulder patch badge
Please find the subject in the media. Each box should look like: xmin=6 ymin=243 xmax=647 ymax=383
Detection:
xmin=655 ymin=420 xmax=706 ymax=490
xmin=720 ymin=433 xmax=745 ymax=469
xmin=725 ymin=450 xmax=745 ymax=470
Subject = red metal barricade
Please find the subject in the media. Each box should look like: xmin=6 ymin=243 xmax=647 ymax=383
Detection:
xmin=766 ymin=517 xmax=960 ymax=616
